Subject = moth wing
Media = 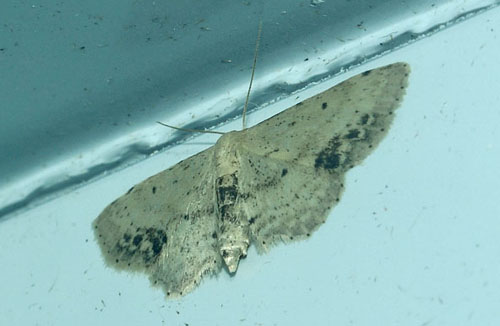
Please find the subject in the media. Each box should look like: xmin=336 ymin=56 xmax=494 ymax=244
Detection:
xmin=242 ymin=63 xmax=410 ymax=166
xmin=236 ymin=149 xmax=342 ymax=252
xmin=93 ymin=147 xmax=222 ymax=297
xmin=236 ymin=63 xmax=410 ymax=250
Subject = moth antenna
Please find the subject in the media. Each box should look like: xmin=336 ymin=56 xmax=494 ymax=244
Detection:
xmin=156 ymin=121 xmax=225 ymax=135
xmin=157 ymin=22 xmax=262 ymax=135
xmin=242 ymin=20 xmax=262 ymax=130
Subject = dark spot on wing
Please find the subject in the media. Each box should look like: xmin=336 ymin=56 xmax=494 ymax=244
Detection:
xmin=360 ymin=114 xmax=370 ymax=125
xmin=345 ymin=129 xmax=360 ymax=139
xmin=113 ymin=227 xmax=168 ymax=267
xmin=321 ymin=102 xmax=328 ymax=110
xmin=152 ymin=186 xmax=156 ymax=194
xmin=133 ymin=234 xmax=143 ymax=245
xmin=315 ymin=136 xmax=342 ymax=170
xmin=151 ymin=237 xmax=163 ymax=255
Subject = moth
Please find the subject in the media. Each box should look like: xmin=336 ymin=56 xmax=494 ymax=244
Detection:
xmin=93 ymin=62 xmax=410 ymax=297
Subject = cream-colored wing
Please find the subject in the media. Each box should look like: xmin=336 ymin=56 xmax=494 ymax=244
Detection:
xmin=236 ymin=62 xmax=410 ymax=250
xmin=93 ymin=147 xmax=222 ymax=297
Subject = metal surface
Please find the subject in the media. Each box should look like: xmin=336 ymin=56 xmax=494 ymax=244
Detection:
xmin=0 ymin=0 xmax=498 ymax=218
xmin=1 ymin=4 xmax=500 ymax=324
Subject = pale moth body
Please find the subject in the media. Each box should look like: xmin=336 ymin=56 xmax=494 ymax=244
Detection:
xmin=93 ymin=62 xmax=410 ymax=297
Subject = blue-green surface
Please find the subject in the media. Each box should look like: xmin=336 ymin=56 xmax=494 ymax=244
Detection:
xmin=0 ymin=1 xmax=499 ymax=326
xmin=1 ymin=0 xmax=497 ymax=218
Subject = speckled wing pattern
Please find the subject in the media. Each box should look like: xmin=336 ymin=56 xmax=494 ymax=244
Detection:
xmin=93 ymin=147 xmax=224 ymax=297
xmin=93 ymin=62 xmax=410 ymax=298
xmin=238 ymin=62 xmax=410 ymax=251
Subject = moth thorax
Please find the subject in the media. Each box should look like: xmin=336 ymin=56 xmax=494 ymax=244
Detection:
xmin=214 ymin=131 xmax=245 ymax=173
